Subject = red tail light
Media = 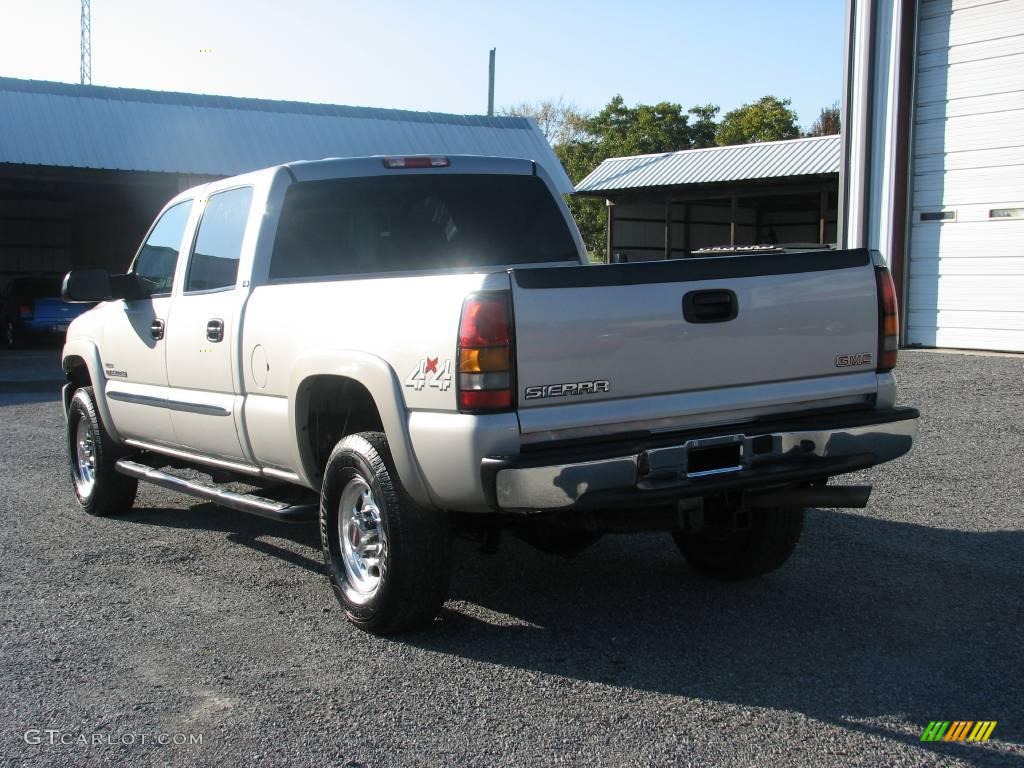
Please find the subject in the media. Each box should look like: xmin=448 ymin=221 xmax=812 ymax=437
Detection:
xmin=457 ymin=293 xmax=514 ymax=412
xmin=382 ymin=156 xmax=450 ymax=169
xmin=18 ymin=304 xmax=32 ymax=318
xmin=875 ymin=266 xmax=899 ymax=372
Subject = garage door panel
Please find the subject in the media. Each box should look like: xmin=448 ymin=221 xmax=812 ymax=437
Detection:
xmin=919 ymin=34 xmax=1024 ymax=69
xmin=911 ymin=0 xmax=1024 ymax=352
xmin=921 ymin=0 xmax=1019 ymax=20
xmin=916 ymin=90 xmax=1024 ymax=122
xmin=908 ymin=275 xmax=1024 ymax=311
xmin=907 ymin=325 xmax=1024 ymax=352
xmin=911 ymin=221 xmax=1024 ymax=252
xmin=913 ymin=111 xmax=1024 ymax=155
xmin=913 ymin=145 xmax=1024 ymax=173
xmin=916 ymin=54 xmax=1024 ymax=103
xmin=913 ymin=166 xmax=1024 ymax=207
xmin=909 ymin=309 xmax=1024 ymax=332
xmin=909 ymin=256 xmax=1024 ymax=276
xmin=919 ymin=3 xmax=1024 ymax=51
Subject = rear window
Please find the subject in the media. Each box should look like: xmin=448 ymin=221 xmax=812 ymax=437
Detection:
xmin=269 ymin=174 xmax=578 ymax=279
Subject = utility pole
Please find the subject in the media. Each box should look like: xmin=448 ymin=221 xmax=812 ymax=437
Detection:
xmin=80 ymin=0 xmax=92 ymax=85
xmin=485 ymin=48 xmax=493 ymax=116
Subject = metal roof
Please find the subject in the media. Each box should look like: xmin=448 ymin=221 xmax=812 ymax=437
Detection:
xmin=0 ymin=77 xmax=572 ymax=193
xmin=575 ymin=134 xmax=840 ymax=195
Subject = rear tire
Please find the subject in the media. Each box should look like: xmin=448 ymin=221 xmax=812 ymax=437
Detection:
xmin=320 ymin=431 xmax=451 ymax=635
xmin=673 ymin=505 xmax=803 ymax=580
xmin=67 ymin=386 xmax=138 ymax=516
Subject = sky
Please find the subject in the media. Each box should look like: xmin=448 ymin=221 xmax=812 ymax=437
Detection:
xmin=0 ymin=0 xmax=846 ymax=130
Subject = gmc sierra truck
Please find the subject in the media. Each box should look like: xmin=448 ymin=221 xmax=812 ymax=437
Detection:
xmin=60 ymin=155 xmax=918 ymax=634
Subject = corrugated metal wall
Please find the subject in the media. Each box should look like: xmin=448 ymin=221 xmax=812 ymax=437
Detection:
xmin=576 ymin=136 xmax=840 ymax=194
xmin=0 ymin=78 xmax=573 ymax=194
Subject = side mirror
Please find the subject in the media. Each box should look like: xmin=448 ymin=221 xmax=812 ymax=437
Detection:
xmin=62 ymin=270 xmax=113 ymax=303
xmin=62 ymin=270 xmax=141 ymax=302
xmin=610 ymin=251 xmax=629 ymax=264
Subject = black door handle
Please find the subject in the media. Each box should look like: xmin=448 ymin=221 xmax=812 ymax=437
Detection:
xmin=206 ymin=318 xmax=224 ymax=343
xmin=682 ymin=290 xmax=739 ymax=323
xmin=150 ymin=318 xmax=165 ymax=340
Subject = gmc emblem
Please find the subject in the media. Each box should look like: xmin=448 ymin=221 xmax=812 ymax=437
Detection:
xmin=835 ymin=353 xmax=873 ymax=368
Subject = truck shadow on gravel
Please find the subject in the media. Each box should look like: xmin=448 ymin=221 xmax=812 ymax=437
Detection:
xmin=420 ymin=509 xmax=1022 ymax=765
xmin=120 ymin=501 xmax=324 ymax=574
xmin=118 ymin=502 xmax=1021 ymax=765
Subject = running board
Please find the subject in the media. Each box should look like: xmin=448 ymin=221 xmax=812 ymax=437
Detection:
xmin=115 ymin=459 xmax=317 ymax=523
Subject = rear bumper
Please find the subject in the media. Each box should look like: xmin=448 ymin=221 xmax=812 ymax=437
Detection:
xmin=483 ymin=407 xmax=919 ymax=512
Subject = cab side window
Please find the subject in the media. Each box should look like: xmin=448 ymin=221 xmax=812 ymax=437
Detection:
xmin=132 ymin=200 xmax=192 ymax=297
xmin=186 ymin=187 xmax=254 ymax=293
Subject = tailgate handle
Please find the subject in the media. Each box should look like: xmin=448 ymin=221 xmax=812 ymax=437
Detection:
xmin=682 ymin=290 xmax=738 ymax=323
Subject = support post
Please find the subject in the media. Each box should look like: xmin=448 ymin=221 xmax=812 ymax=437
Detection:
xmin=664 ymin=198 xmax=672 ymax=259
xmin=605 ymin=199 xmax=615 ymax=263
xmin=730 ymin=196 xmax=738 ymax=246
xmin=819 ymin=187 xmax=828 ymax=245
xmin=487 ymin=49 xmax=495 ymax=116
xmin=681 ymin=203 xmax=690 ymax=257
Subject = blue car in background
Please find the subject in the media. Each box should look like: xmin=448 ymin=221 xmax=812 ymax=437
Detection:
xmin=2 ymin=276 xmax=94 ymax=349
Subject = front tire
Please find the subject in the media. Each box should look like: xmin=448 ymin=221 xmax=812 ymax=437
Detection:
xmin=320 ymin=431 xmax=450 ymax=635
xmin=673 ymin=505 xmax=803 ymax=580
xmin=67 ymin=386 xmax=138 ymax=516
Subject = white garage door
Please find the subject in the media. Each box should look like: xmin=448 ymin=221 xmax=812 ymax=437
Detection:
xmin=908 ymin=0 xmax=1024 ymax=351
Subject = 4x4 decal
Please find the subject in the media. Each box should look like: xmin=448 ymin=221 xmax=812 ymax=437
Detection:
xmin=405 ymin=357 xmax=452 ymax=392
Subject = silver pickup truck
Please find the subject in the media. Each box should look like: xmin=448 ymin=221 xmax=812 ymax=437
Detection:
xmin=60 ymin=155 xmax=918 ymax=634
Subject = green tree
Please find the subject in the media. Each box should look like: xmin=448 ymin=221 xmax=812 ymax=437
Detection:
xmin=569 ymin=96 xmax=702 ymax=255
xmin=500 ymin=98 xmax=588 ymax=146
xmin=500 ymin=100 xmax=603 ymax=256
xmin=715 ymin=96 xmax=800 ymax=145
xmin=585 ymin=95 xmax=693 ymax=157
xmin=555 ymin=139 xmax=605 ymax=259
xmin=810 ymin=101 xmax=841 ymax=136
xmin=504 ymin=95 xmax=724 ymax=256
xmin=688 ymin=104 xmax=720 ymax=149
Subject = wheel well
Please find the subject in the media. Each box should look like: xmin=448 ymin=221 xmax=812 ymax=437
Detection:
xmin=64 ymin=356 xmax=92 ymax=391
xmin=62 ymin=357 xmax=92 ymax=414
xmin=300 ymin=375 xmax=384 ymax=481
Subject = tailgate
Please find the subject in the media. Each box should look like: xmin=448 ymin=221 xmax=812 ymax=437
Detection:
xmin=510 ymin=249 xmax=880 ymax=431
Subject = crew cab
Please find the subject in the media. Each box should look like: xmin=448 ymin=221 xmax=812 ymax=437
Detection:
xmin=60 ymin=155 xmax=918 ymax=634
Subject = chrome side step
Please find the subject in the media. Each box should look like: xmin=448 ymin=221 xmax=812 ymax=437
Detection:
xmin=115 ymin=459 xmax=317 ymax=523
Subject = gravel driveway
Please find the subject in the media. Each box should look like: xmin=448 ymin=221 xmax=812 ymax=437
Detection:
xmin=0 ymin=349 xmax=1021 ymax=767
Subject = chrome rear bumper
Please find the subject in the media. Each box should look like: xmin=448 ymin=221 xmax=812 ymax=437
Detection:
xmin=487 ymin=408 xmax=918 ymax=512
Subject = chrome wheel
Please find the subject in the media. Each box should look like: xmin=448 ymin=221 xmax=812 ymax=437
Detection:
xmin=338 ymin=477 xmax=388 ymax=596
xmin=72 ymin=413 xmax=97 ymax=497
